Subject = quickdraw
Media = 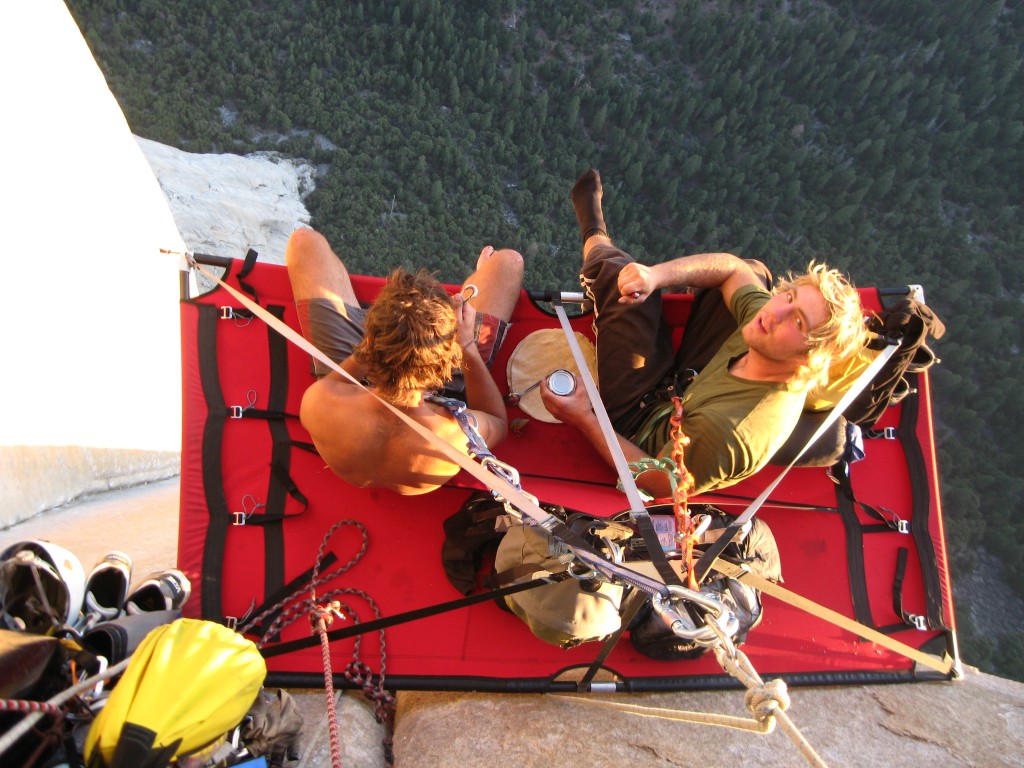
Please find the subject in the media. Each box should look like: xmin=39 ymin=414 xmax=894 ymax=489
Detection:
xmin=424 ymin=394 xmax=493 ymax=461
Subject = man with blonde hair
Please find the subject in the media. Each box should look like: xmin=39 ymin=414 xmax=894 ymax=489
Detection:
xmin=541 ymin=169 xmax=865 ymax=495
xmin=287 ymin=228 xmax=523 ymax=495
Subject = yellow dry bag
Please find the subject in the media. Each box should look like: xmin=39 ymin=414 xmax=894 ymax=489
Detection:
xmin=84 ymin=618 xmax=266 ymax=767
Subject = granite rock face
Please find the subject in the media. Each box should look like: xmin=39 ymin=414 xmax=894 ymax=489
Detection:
xmin=137 ymin=136 xmax=314 ymax=264
xmin=391 ymin=667 xmax=1024 ymax=768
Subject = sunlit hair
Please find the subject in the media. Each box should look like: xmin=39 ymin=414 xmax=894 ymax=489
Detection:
xmin=353 ymin=268 xmax=461 ymax=405
xmin=775 ymin=261 xmax=866 ymax=388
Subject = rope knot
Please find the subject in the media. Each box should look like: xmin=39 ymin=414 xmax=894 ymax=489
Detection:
xmin=309 ymin=600 xmax=345 ymax=632
xmin=744 ymin=678 xmax=790 ymax=724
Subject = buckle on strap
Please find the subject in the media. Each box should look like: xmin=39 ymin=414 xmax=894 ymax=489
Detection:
xmin=229 ymin=390 xmax=259 ymax=419
xmin=231 ymin=494 xmax=265 ymax=526
xmin=907 ymin=613 xmax=928 ymax=631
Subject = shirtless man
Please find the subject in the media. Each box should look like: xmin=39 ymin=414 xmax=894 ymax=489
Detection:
xmin=541 ymin=169 xmax=865 ymax=495
xmin=287 ymin=228 xmax=523 ymax=495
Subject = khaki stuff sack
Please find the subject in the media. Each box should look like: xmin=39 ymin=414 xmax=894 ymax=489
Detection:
xmin=451 ymin=493 xmax=782 ymax=656
xmin=495 ymin=522 xmax=626 ymax=648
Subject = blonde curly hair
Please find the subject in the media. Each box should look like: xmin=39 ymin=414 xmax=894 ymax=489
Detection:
xmin=353 ymin=268 xmax=461 ymax=405
xmin=776 ymin=261 xmax=866 ymax=388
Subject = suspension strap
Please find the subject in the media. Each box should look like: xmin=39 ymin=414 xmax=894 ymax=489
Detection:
xmin=711 ymin=560 xmax=955 ymax=676
xmin=693 ymin=341 xmax=900 ymax=583
xmin=552 ymin=301 xmax=683 ymax=592
xmin=551 ymin=302 xmax=646 ymax=513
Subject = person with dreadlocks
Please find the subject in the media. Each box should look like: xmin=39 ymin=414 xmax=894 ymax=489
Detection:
xmin=541 ymin=169 xmax=866 ymax=495
xmin=286 ymin=227 xmax=523 ymax=495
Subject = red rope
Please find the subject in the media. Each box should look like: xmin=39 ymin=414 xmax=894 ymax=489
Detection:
xmin=0 ymin=699 xmax=65 ymax=718
xmin=669 ymin=397 xmax=699 ymax=590
xmin=312 ymin=604 xmax=345 ymax=768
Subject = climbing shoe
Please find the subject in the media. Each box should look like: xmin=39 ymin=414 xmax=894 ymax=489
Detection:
xmin=125 ymin=569 xmax=191 ymax=614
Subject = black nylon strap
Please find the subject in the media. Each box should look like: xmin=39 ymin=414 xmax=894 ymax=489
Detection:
xmin=262 ymin=305 xmax=294 ymax=636
xmin=260 ymin=574 xmax=571 ymax=658
xmin=239 ymin=552 xmax=339 ymax=631
xmin=835 ymin=484 xmax=876 ymax=629
xmin=237 ymin=247 xmax=260 ymax=303
xmin=226 ymin=407 xmax=297 ymax=420
xmin=197 ymin=304 xmax=230 ymax=622
xmin=634 ymin=512 xmax=683 ymax=587
xmin=576 ymin=587 xmax=647 ymax=692
xmin=891 ymin=547 xmax=916 ymax=629
xmin=897 ymin=376 xmax=948 ymax=630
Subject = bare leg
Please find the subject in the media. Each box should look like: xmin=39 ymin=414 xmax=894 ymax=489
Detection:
xmin=571 ymin=168 xmax=611 ymax=262
xmin=285 ymin=227 xmax=358 ymax=307
xmin=462 ymin=246 xmax=524 ymax=321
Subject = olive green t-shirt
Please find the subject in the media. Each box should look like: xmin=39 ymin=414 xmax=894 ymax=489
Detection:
xmin=635 ymin=284 xmax=807 ymax=495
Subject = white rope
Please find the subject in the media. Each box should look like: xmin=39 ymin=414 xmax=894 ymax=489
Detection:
xmin=552 ymin=621 xmax=830 ymax=768
xmin=710 ymin=625 xmax=829 ymax=768
xmin=548 ymin=695 xmax=776 ymax=734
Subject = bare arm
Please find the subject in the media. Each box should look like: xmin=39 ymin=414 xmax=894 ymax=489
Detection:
xmin=616 ymin=252 xmax=760 ymax=309
xmin=454 ymin=295 xmax=509 ymax=448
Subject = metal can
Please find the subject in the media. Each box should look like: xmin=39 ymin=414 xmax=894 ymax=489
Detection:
xmin=546 ymin=369 xmax=577 ymax=396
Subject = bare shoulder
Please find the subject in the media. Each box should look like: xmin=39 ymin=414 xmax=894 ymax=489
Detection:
xmin=299 ymin=376 xmax=369 ymax=434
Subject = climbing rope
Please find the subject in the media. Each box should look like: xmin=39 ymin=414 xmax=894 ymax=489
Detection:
xmin=550 ymin=612 xmax=828 ymax=768
xmin=238 ymin=519 xmax=396 ymax=765
xmin=708 ymin=620 xmax=828 ymax=767
xmin=310 ymin=601 xmax=345 ymax=768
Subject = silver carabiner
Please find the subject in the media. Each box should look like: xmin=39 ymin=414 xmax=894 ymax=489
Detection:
xmin=651 ymin=584 xmax=739 ymax=646
xmin=481 ymin=455 xmax=521 ymax=489
xmin=567 ymin=560 xmax=601 ymax=581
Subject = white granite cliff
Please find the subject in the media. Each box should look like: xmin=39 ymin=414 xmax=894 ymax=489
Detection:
xmin=137 ymin=136 xmax=314 ymax=264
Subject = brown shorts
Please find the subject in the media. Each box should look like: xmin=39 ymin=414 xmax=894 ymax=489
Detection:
xmin=295 ymin=297 xmax=509 ymax=380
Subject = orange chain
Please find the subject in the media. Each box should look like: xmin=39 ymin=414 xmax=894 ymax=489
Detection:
xmin=669 ymin=397 xmax=699 ymax=590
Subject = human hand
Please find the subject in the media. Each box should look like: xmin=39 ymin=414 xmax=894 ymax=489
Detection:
xmin=452 ymin=293 xmax=478 ymax=349
xmin=617 ymin=262 xmax=658 ymax=304
xmin=540 ymin=373 xmax=593 ymax=426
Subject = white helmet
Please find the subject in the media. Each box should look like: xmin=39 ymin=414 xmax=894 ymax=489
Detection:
xmin=0 ymin=540 xmax=86 ymax=633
